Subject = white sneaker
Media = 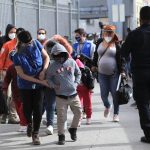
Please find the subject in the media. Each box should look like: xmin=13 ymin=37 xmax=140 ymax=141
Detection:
xmin=113 ymin=115 xmax=119 ymax=122
xmin=18 ymin=126 xmax=27 ymax=132
xmin=104 ymin=105 xmax=112 ymax=118
xmin=86 ymin=118 xmax=91 ymax=125
xmin=46 ymin=125 xmax=53 ymax=135
xmin=82 ymin=112 xmax=86 ymax=119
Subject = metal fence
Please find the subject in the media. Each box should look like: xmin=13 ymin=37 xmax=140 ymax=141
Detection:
xmin=0 ymin=0 xmax=79 ymax=40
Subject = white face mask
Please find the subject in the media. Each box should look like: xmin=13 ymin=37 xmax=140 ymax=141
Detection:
xmin=38 ymin=34 xmax=46 ymax=41
xmin=104 ymin=36 xmax=112 ymax=43
xmin=8 ymin=33 xmax=16 ymax=40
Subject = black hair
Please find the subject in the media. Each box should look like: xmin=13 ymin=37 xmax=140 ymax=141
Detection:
xmin=140 ymin=6 xmax=150 ymax=20
xmin=37 ymin=28 xmax=47 ymax=34
xmin=16 ymin=28 xmax=25 ymax=36
xmin=45 ymin=40 xmax=57 ymax=55
xmin=99 ymin=21 xmax=104 ymax=29
xmin=17 ymin=30 xmax=32 ymax=44
xmin=5 ymin=24 xmax=16 ymax=36
xmin=74 ymin=28 xmax=86 ymax=36
xmin=53 ymin=52 xmax=68 ymax=60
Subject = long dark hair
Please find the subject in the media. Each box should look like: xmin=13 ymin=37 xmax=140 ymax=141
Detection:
xmin=16 ymin=30 xmax=32 ymax=53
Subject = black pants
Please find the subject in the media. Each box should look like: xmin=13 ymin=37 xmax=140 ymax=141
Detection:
xmin=0 ymin=87 xmax=8 ymax=115
xmin=132 ymin=71 xmax=150 ymax=138
xmin=20 ymin=88 xmax=43 ymax=134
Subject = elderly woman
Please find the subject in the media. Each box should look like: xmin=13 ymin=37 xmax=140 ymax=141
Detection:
xmin=92 ymin=25 xmax=125 ymax=122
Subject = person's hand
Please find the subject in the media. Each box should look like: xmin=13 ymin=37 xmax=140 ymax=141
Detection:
xmin=54 ymin=84 xmax=60 ymax=90
xmin=91 ymin=66 xmax=98 ymax=72
xmin=121 ymin=72 xmax=127 ymax=80
xmin=39 ymin=70 xmax=46 ymax=80
xmin=40 ymin=80 xmax=49 ymax=87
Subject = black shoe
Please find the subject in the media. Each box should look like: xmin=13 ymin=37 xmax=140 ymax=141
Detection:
xmin=27 ymin=124 xmax=32 ymax=137
xmin=32 ymin=133 xmax=41 ymax=145
xmin=68 ymin=128 xmax=77 ymax=141
xmin=1 ymin=115 xmax=7 ymax=124
xmin=8 ymin=119 xmax=19 ymax=124
xmin=141 ymin=136 xmax=150 ymax=143
xmin=1 ymin=120 xmax=7 ymax=124
xmin=58 ymin=134 xmax=65 ymax=145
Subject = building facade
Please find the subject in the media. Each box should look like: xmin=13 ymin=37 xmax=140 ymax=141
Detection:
xmin=79 ymin=0 xmax=108 ymax=34
xmin=0 ymin=0 xmax=79 ymax=40
xmin=107 ymin=0 xmax=150 ymax=39
xmin=80 ymin=0 xmax=150 ymax=39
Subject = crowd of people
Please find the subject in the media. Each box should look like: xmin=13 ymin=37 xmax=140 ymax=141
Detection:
xmin=0 ymin=5 xmax=150 ymax=146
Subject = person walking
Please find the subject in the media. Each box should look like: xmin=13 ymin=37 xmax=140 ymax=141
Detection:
xmin=0 ymin=24 xmax=16 ymax=121
xmin=76 ymin=59 xmax=94 ymax=125
xmin=12 ymin=30 xmax=49 ymax=145
xmin=0 ymin=27 xmax=24 ymax=124
xmin=43 ymin=34 xmax=74 ymax=135
xmin=121 ymin=6 xmax=150 ymax=143
xmin=36 ymin=28 xmax=56 ymax=135
xmin=92 ymin=25 xmax=125 ymax=122
xmin=72 ymin=28 xmax=95 ymax=68
xmin=2 ymin=64 xmax=27 ymax=132
xmin=45 ymin=43 xmax=82 ymax=145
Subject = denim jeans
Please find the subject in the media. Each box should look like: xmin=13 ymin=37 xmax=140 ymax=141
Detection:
xmin=42 ymin=88 xmax=56 ymax=127
xmin=98 ymin=73 xmax=119 ymax=115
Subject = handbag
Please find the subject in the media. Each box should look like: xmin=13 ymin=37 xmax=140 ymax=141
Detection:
xmin=116 ymin=75 xmax=133 ymax=105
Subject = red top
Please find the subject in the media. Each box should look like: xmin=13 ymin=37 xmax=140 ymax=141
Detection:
xmin=0 ymin=39 xmax=17 ymax=70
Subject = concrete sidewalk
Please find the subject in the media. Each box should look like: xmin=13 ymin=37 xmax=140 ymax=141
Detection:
xmin=0 ymin=83 xmax=150 ymax=150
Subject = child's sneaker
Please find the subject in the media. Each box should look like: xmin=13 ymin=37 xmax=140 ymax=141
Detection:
xmin=18 ymin=126 xmax=27 ymax=132
xmin=86 ymin=118 xmax=91 ymax=125
xmin=82 ymin=112 xmax=86 ymax=119
xmin=113 ymin=114 xmax=119 ymax=122
xmin=104 ymin=105 xmax=112 ymax=118
xmin=58 ymin=134 xmax=65 ymax=145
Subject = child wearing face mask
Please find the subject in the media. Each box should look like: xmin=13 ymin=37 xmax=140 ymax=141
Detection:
xmin=45 ymin=43 xmax=82 ymax=145
xmin=92 ymin=25 xmax=126 ymax=122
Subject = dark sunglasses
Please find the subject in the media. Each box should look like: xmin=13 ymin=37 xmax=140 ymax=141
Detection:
xmin=38 ymin=33 xmax=45 ymax=35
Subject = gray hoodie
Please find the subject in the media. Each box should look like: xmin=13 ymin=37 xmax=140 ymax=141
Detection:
xmin=46 ymin=43 xmax=81 ymax=96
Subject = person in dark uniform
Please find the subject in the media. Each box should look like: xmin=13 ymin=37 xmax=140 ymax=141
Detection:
xmin=121 ymin=6 xmax=150 ymax=143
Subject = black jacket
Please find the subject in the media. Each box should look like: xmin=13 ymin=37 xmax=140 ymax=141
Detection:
xmin=121 ymin=24 xmax=150 ymax=73
xmin=93 ymin=38 xmax=125 ymax=74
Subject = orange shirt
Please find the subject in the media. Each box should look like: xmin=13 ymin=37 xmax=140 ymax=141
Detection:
xmin=0 ymin=39 xmax=17 ymax=70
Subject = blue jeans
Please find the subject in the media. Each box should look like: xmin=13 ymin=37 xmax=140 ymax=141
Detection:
xmin=98 ymin=73 xmax=119 ymax=115
xmin=42 ymin=88 xmax=56 ymax=127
